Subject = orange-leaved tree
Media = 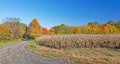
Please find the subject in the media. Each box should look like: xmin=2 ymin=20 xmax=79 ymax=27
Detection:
xmin=100 ymin=24 xmax=119 ymax=34
xmin=42 ymin=28 xmax=49 ymax=35
xmin=28 ymin=19 xmax=41 ymax=39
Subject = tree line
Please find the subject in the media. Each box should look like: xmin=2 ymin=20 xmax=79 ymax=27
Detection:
xmin=49 ymin=20 xmax=120 ymax=34
xmin=0 ymin=17 xmax=49 ymax=41
xmin=0 ymin=17 xmax=120 ymax=42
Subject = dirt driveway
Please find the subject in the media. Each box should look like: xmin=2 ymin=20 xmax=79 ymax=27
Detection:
xmin=0 ymin=41 xmax=69 ymax=64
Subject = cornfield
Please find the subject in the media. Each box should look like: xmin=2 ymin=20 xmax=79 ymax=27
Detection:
xmin=36 ymin=34 xmax=120 ymax=49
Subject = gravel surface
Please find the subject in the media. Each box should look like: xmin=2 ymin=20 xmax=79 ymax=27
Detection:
xmin=0 ymin=41 xmax=70 ymax=64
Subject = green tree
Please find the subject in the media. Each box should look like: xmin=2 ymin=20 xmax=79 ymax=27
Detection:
xmin=107 ymin=20 xmax=115 ymax=26
xmin=115 ymin=21 xmax=120 ymax=30
xmin=19 ymin=23 xmax=27 ymax=38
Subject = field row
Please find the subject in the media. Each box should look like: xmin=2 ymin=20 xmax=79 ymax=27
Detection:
xmin=36 ymin=34 xmax=120 ymax=49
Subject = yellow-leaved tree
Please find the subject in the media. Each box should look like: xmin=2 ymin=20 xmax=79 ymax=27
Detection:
xmin=0 ymin=24 xmax=13 ymax=41
xmin=28 ymin=19 xmax=41 ymax=39
xmin=73 ymin=26 xmax=81 ymax=34
xmin=17 ymin=25 xmax=24 ymax=38
xmin=49 ymin=28 xmax=55 ymax=35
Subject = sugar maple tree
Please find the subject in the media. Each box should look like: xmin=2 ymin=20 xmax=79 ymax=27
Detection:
xmin=28 ymin=19 xmax=41 ymax=38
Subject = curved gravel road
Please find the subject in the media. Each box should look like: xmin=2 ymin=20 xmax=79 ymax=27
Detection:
xmin=0 ymin=41 xmax=70 ymax=64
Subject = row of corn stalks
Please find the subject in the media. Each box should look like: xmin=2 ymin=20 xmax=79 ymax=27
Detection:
xmin=36 ymin=34 xmax=120 ymax=49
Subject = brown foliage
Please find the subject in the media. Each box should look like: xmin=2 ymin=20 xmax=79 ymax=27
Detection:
xmin=36 ymin=34 xmax=120 ymax=49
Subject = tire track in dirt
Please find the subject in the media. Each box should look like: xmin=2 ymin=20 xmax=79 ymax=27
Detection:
xmin=0 ymin=41 xmax=69 ymax=64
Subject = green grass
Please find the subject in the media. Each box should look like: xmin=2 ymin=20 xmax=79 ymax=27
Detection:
xmin=26 ymin=40 xmax=120 ymax=64
xmin=0 ymin=39 xmax=22 ymax=48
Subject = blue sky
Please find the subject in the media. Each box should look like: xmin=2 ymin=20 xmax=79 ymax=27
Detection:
xmin=0 ymin=0 xmax=120 ymax=29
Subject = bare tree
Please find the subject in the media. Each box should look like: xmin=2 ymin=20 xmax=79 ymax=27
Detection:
xmin=3 ymin=17 xmax=21 ymax=39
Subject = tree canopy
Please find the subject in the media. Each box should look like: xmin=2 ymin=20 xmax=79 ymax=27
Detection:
xmin=0 ymin=17 xmax=120 ymax=42
xmin=28 ymin=19 xmax=42 ymax=39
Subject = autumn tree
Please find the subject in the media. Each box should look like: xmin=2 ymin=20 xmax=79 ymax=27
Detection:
xmin=28 ymin=19 xmax=41 ymax=39
xmin=4 ymin=17 xmax=24 ymax=39
xmin=49 ymin=28 xmax=55 ymax=35
xmin=109 ymin=25 xmax=119 ymax=34
xmin=100 ymin=24 xmax=119 ymax=34
xmin=81 ymin=25 xmax=89 ymax=34
xmin=0 ymin=24 xmax=13 ymax=41
xmin=50 ymin=24 xmax=75 ymax=34
xmin=81 ymin=24 xmax=100 ymax=34
xmin=100 ymin=24 xmax=109 ymax=34
xmin=50 ymin=24 xmax=64 ymax=34
xmin=73 ymin=26 xmax=81 ymax=34
xmin=56 ymin=24 xmax=65 ymax=34
xmin=18 ymin=25 xmax=24 ymax=38
xmin=64 ymin=26 xmax=74 ymax=34
xmin=90 ymin=24 xmax=101 ymax=34
xmin=42 ymin=28 xmax=49 ymax=35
